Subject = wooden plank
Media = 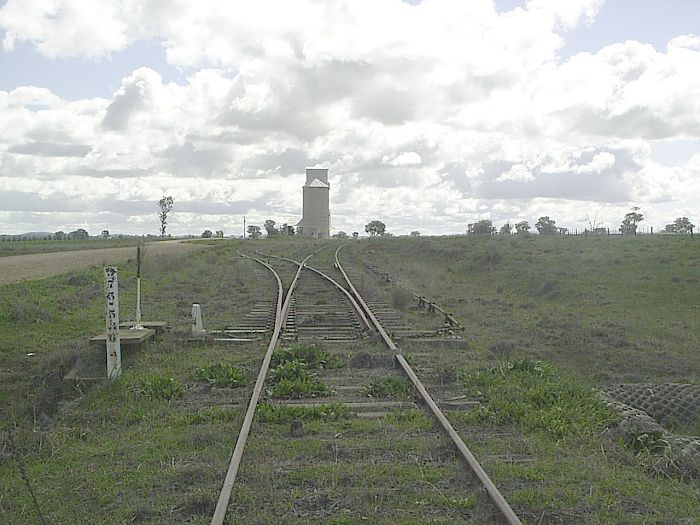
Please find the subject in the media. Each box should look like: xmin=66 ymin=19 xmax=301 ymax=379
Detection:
xmin=90 ymin=328 xmax=155 ymax=348
xmin=120 ymin=321 xmax=168 ymax=333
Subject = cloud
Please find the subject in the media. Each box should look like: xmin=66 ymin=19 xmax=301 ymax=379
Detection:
xmin=102 ymin=68 xmax=159 ymax=130
xmin=387 ymin=152 xmax=422 ymax=167
xmin=7 ymin=141 xmax=92 ymax=157
xmin=0 ymin=1 xmax=699 ymax=235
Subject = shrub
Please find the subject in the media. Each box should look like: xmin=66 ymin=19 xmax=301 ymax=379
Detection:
xmin=390 ymin=287 xmax=413 ymax=309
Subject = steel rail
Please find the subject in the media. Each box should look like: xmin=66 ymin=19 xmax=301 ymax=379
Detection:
xmin=211 ymin=250 xmax=309 ymax=525
xmin=334 ymin=243 xmax=523 ymax=525
xmin=254 ymin=250 xmax=372 ymax=333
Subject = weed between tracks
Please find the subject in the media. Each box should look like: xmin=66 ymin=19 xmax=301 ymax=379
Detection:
xmin=267 ymin=344 xmax=344 ymax=398
xmin=257 ymin=401 xmax=354 ymax=423
xmin=365 ymin=376 xmax=414 ymax=400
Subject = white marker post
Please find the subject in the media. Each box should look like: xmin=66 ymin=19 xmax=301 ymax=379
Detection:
xmin=133 ymin=245 xmax=144 ymax=330
xmin=192 ymin=303 xmax=205 ymax=338
xmin=104 ymin=267 xmax=122 ymax=380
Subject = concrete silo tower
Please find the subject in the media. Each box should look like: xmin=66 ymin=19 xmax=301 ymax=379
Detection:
xmin=299 ymin=168 xmax=330 ymax=238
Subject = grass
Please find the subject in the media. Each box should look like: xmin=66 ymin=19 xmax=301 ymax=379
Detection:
xmin=0 ymin=237 xmax=145 ymax=257
xmin=1 ymin=235 xmax=699 ymax=524
xmin=365 ymin=376 xmax=414 ymax=400
xmin=354 ymin=235 xmax=700 ymax=384
xmin=459 ymin=357 xmax=612 ymax=440
xmin=257 ymin=401 xmax=354 ymax=423
xmin=194 ymin=363 xmax=247 ymax=387
xmin=271 ymin=343 xmax=345 ymax=369
xmin=133 ymin=373 xmax=186 ymax=401
xmin=268 ymin=361 xmax=330 ymax=398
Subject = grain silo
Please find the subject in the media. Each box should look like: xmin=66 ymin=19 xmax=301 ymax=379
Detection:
xmin=298 ymin=168 xmax=330 ymax=238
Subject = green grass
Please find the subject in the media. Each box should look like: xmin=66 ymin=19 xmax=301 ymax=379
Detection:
xmin=459 ymin=357 xmax=612 ymax=440
xmin=268 ymin=360 xmax=330 ymax=398
xmin=194 ymin=363 xmax=247 ymax=387
xmin=271 ymin=343 xmax=345 ymax=369
xmin=2 ymin=236 xmax=699 ymax=524
xmin=0 ymin=237 xmax=145 ymax=256
xmin=365 ymin=376 xmax=414 ymax=400
xmin=257 ymin=401 xmax=354 ymax=423
xmin=132 ymin=372 xmax=186 ymax=401
xmin=353 ymin=235 xmax=700 ymax=384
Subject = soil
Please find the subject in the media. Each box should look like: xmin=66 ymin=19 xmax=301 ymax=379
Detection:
xmin=0 ymin=240 xmax=208 ymax=286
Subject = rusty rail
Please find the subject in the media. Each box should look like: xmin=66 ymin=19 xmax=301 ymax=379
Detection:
xmin=255 ymin=250 xmax=372 ymax=333
xmin=335 ymin=243 xmax=522 ymax=525
xmin=211 ymin=251 xmax=306 ymax=525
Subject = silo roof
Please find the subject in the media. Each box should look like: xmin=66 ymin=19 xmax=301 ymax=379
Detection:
xmin=307 ymin=178 xmax=330 ymax=188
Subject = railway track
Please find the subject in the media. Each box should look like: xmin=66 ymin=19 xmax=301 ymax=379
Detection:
xmin=211 ymin=244 xmax=521 ymax=524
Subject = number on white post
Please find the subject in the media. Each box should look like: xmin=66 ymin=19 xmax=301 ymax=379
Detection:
xmin=104 ymin=267 xmax=122 ymax=380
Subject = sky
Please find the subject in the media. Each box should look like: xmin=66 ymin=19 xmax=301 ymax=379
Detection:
xmin=1 ymin=0 xmax=699 ymax=236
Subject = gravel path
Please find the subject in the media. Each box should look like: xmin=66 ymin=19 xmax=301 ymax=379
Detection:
xmin=0 ymin=240 xmax=208 ymax=286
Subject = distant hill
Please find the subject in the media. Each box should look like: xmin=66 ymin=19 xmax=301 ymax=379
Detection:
xmin=1 ymin=232 xmax=54 ymax=240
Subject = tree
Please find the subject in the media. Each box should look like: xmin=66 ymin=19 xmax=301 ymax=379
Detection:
xmin=54 ymin=231 xmax=66 ymax=240
xmin=215 ymin=230 xmax=224 ymax=238
xmin=285 ymin=225 xmax=295 ymax=236
xmin=410 ymin=231 xmax=420 ymax=237
xmin=535 ymin=216 xmax=558 ymax=235
xmin=514 ymin=221 xmax=530 ymax=234
xmin=586 ymin=212 xmax=604 ymax=234
xmin=467 ymin=219 xmax=495 ymax=235
xmin=68 ymin=228 xmax=89 ymax=240
xmin=500 ymin=222 xmax=512 ymax=235
xmin=333 ymin=231 xmax=348 ymax=239
xmin=264 ymin=219 xmax=277 ymax=237
xmin=665 ymin=217 xmax=695 ymax=234
xmin=352 ymin=232 xmax=359 ymax=238
xmin=101 ymin=230 xmax=110 ymax=239
xmin=621 ymin=207 xmax=643 ymax=235
xmin=202 ymin=229 xmax=213 ymax=238
xmin=247 ymin=225 xmax=262 ymax=239
xmin=365 ymin=220 xmax=386 ymax=236
xmin=158 ymin=196 xmax=174 ymax=237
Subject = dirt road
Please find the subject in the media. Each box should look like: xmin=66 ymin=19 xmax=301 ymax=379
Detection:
xmin=0 ymin=240 xmax=208 ymax=286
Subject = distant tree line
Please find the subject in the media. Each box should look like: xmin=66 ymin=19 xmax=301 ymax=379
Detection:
xmin=467 ymin=209 xmax=695 ymax=236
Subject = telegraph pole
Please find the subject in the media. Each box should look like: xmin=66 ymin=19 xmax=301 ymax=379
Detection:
xmin=243 ymin=215 xmax=246 ymax=239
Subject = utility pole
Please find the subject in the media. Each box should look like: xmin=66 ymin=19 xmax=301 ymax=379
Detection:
xmin=243 ymin=215 xmax=246 ymax=239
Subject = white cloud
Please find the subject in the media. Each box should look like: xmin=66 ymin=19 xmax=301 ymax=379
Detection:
xmin=496 ymin=164 xmax=535 ymax=182
xmin=386 ymin=152 xmax=422 ymax=167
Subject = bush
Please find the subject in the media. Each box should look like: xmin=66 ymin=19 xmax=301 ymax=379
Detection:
xmin=390 ymin=287 xmax=413 ymax=309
